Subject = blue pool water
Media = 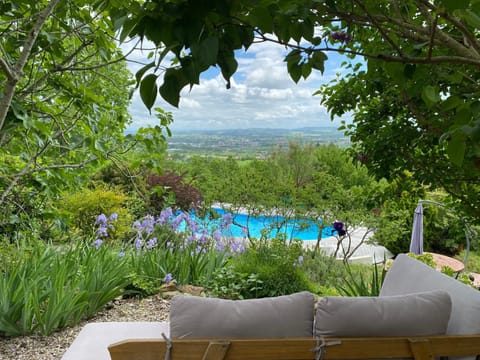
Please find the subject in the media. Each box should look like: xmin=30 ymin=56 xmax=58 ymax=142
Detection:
xmin=195 ymin=208 xmax=334 ymax=241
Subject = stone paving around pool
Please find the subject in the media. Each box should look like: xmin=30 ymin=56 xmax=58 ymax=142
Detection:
xmin=302 ymin=227 xmax=394 ymax=264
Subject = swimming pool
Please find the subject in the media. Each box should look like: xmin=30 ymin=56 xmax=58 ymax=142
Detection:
xmin=196 ymin=208 xmax=334 ymax=241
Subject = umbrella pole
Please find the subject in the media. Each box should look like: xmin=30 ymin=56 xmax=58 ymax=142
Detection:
xmin=416 ymin=199 xmax=471 ymax=268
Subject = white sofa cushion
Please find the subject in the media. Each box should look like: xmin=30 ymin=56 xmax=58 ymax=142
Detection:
xmin=169 ymin=291 xmax=315 ymax=338
xmin=315 ymin=290 xmax=451 ymax=337
xmin=380 ymin=254 xmax=480 ymax=335
xmin=61 ymin=322 xmax=169 ymax=360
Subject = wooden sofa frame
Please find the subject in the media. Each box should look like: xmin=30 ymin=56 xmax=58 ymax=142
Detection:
xmin=109 ymin=334 xmax=480 ymax=360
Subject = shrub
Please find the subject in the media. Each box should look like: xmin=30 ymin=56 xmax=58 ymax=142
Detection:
xmin=300 ymin=250 xmax=351 ymax=289
xmin=58 ymin=185 xmax=133 ymax=242
xmin=208 ymin=265 xmax=263 ymax=299
xmin=146 ymin=171 xmax=202 ymax=212
xmin=230 ymin=236 xmax=315 ymax=298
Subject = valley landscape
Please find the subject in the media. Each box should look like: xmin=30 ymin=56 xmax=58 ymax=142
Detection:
xmin=166 ymin=127 xmax=349 ymax=159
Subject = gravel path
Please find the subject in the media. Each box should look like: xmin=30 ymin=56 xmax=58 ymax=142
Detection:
xmin=0 ymin=294 xmax=171 ymax=360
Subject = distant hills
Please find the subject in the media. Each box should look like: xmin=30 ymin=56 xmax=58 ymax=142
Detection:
xmin=165 ymin=127 xmax=350 ymax=158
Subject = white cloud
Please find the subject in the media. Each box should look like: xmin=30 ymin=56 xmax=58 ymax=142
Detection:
xmin=125 ymin=39 xmax=351 ymax=132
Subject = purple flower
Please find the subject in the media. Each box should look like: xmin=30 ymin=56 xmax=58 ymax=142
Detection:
xmin=333 ymin=221 xmax=346 ymax=236
xmin=213 ymin=229 xmax=222 ymax=242
xmin=146 ymin=237 xmax=158 ymax=249
xmin=330 ymin=31 xmax=351 ymax=43
xmin=163 ymin=273 xmax=174 ymax=284
xmin=141 ymin=215 xmax=155 ymax=235
xmin=92 ymin=238 xmax=103 ymax=249
xmin=216 ymin=241 xmax=225 ymax=252
xmin=109 ymin=213 xmax=118 ymax=222
xmin=132 ymin=220 xmax=142 ymax=232
xmin=185 ymin=214 xmax=200 ymax=233
xmin=118 ymin=251 xmax=125 ymax=257
xmin=241 ymin=226 xmax=248 ymax=236
xmin=220 ymin=213 xmax=232 ymax=230
xmin=296 ymin=255 xmax=304 ymax=266
xmin=135 ymin=238 xmax=142 ymax=250
xmin=95 ymin=214 xmax=107 ymax=225
xmin=197 ymin=229 xmax=208 ymax=244
xmin=230 ymin=240 xmax=245 ymax=254
xmin=96 ymin=224 xmax=109 ymax=236
xmin=186 ymin=234 xmax=196 ymax=244
xmin=157 ymin=208 xmax=173 ymax=225
xmin=171 ymin=213 xmax=186 ymax=231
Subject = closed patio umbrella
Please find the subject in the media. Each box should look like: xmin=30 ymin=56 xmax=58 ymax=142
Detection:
xmin=409 ymin=203 xmax=423 ymax=255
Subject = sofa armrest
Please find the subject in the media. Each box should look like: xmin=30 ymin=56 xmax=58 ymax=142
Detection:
xmin=61 ymin=322 xmax=169 ymax=360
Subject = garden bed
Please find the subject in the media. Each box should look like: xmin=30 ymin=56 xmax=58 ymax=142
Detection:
xmin=0 ymin=295 xmax=170 ymax=360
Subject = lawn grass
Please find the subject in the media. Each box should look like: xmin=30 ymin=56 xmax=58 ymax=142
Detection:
xmin=458 ymin=250 xmax=480 ymax=273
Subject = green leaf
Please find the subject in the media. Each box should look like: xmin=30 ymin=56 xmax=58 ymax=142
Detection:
xmin=310 ymin=51 xmax=327 ymax=74
xmin=459 ymin=9 xmax=480 ymax=28
xmin=198 ymin=36 xmax=219 ymax=68
xmin=119 ymin=17 xmax=139 ymax=43
xmin=442 ymin=0 xmax=470 ymax=11
xmin=252 ymin=6 xmax=274 ymax=34
xmin=421 ymin=85 xmax=441 ymax=108
xmin=290 ymin=21 xmax=303 ymax=43
xmin=301 ymin=63 xmax=312 ymax=79
xmin=135 ymin=62 xmax=156 ymax=88
xmin=441 ymin=96 xmax=462 ymax=111
xmin=139 ymin=73 xmax=158 ymax=112
xmin=454 ymin=107 xmax=472 ymax=126
xmin=94 ymin=140 xmax=105 ymax=152
xmin=446 ymin=131 xmax=467 ymax=166
xmin=403 ymin=64 xmax=416 ymax=79
xmin=383 ymin=62 xmax=405 ymax=83
xmin=159 ymin=69 xmax=186 ymax=107
xmin=218 ymin=53 xmax=238 ymax=83
xmin=287 ymin=60 xmax=302 ymax=83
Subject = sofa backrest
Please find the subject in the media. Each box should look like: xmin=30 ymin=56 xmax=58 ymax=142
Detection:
xmin=169 ymin=291 xmax=315 ymax=339
xmin=380 ymin=254 xmax=480 ymax=336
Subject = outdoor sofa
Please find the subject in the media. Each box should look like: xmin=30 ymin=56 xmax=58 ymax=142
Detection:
xmin=62 ymin=254 xmax=480 ymax=360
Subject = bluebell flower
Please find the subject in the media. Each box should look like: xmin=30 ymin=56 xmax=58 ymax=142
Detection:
xmin=230 ymin=240 xmax=245 ymax=254
xmin=135 ymin=238 xmax=142 ymax=250
xmin=109 ymin=213 xmax=118 ymax=221
xmin=132 ymin=220 xmax=142 ymax=232
xmin=141 ymin=215 xmax=155 ymax=235
xmin=163 ymin=273 xmax=174 ymax=284
xmin=93 ymin=239 xmax=103 ymax=249
xmin=95 ymin=214 xmax=107 ymax=225
xmin=146 ymin=237 xmax=158 ymax=249
xmin=216 ymin=242 xmax=225 ymax=252
xmin=221 ymin=213 xmax=232 ymax=226
xmin=96 ymin=225 xmax=108 ymax=237
xmin=171 ymin=213 xmax=186 ymax=231
xmin=157 ymin=208 xmax=173 ymax=225
xmin=118 ymin=251 xmax=125 ymax=257
xmin=213 ymin=229 xmax=222 ymax=242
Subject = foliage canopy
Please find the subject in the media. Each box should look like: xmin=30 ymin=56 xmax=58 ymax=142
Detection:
xmin=112 ymin=0 xmax=480 ymax=220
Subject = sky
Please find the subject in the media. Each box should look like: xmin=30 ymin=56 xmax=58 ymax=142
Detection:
xmin=124 ymin=40 xmax=351 ymax=132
